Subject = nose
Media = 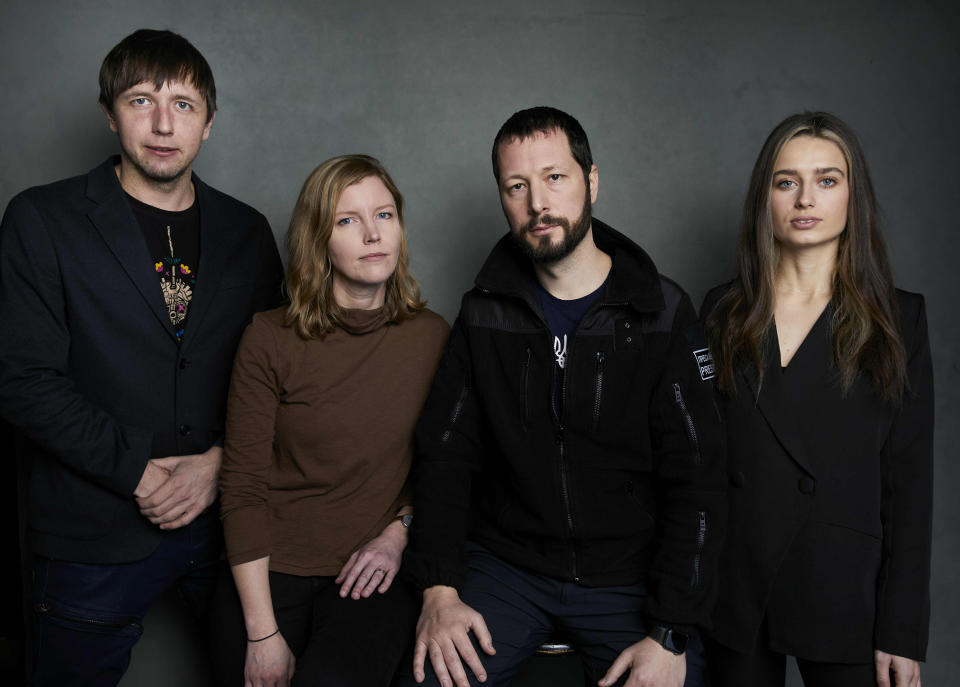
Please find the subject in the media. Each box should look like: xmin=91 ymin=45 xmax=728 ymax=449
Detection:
xmin=363 ymin=220 xmax=381 ymax=244
xmin=795 ymin=182 xmax=815 ymax=209
xmin=153 ymin=106 xmax=173 ymax=135
xmin=529 ymin=183 xmax=548 ymax=215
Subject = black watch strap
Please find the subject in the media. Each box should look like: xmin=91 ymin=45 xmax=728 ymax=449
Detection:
xmin=647 ymin=625 xmax=688 ymax=655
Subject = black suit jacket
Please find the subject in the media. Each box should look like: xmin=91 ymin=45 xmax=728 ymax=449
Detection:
xmin=0 ymin=157 xmax=283 ymax=563
xmin=701 ymin=286 xmax=933 ymax=663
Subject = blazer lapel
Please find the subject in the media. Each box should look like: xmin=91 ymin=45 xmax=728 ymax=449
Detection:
xmin=741 ymin=326 xmax=816 ymax=476
xmin=85 ymin=160 xmax=177 ymax=342
xmin=179 ymin=176 xmax=228 ymax=352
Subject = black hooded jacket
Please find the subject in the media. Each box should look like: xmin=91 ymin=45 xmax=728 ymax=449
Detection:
xmin=404 ymin=220 xmax=727 ymax=630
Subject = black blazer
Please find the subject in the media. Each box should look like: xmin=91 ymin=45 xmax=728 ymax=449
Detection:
xmin=0 ymin=157 xmax=283 ymax=563
xmin=701 ymin=286 xmax=933 ymax=663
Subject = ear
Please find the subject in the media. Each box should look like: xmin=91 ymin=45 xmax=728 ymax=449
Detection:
xmin=588 ymin=164 xmax=599 ymax=204
xmin=101 ymin=103 xmax=119 ymax=134
xmin=201 ymin=109 xmax=216 ymax=141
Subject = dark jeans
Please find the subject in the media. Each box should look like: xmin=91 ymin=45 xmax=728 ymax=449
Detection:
xmin=209 ymin=566 xmax=418 ymax=687
xmin=704 ymin=627 xmax=876 ymax=687
xmin=395 ymin=543 xmax=707 ymax=687
xmin=30 ymin=512 xmax=221 ymax=687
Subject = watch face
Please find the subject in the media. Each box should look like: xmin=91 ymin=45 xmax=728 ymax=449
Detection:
xmin=400 ymin=514 xmax=413 ymax=528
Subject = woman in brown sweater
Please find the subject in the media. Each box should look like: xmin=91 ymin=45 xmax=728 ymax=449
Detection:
xmin=212 ymin=155 xmax=449 ymax=686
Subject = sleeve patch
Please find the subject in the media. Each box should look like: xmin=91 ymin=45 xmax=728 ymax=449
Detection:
xmin=693 ymin=348 xmax=715 ymax=381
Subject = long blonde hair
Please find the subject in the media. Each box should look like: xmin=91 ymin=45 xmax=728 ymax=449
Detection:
xmin=284 ymin=155 xmax=425 ymax=338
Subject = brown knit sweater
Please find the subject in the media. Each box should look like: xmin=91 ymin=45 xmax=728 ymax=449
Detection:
xmin=219 ymin=305 xmax=448 ymax=576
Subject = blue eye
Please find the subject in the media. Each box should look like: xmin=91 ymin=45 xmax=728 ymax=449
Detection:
xmin=820 ymin=178 xmax=837 ymax=187
xmin=175 ymin=101 xmax=191 ymax=111
xmin=377 ymin=211 xmax=393 ymax=220
xmin=132 ymin=97 xmax=149 ymax=106
xmin=776 ymin=179 xmax=796 ymax=189
xmin=337 ymin=217 xmax=355 ymax=225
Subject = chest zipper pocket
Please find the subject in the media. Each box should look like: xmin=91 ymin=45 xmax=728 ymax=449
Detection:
xmin=441 ymin=382 xmax=470 ymax=443
xmin=672 ymin=382 xmax=701 ymax=465
xmin=692 ymin=510 xmax=707 ymax=588
xmin=592 ymin=352 xmax=605 ymax=432
xmin=520 ymin=347 xmax=531 ymax=431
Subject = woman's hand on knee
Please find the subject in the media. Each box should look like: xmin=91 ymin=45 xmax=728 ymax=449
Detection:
xmin=335 ymin=519 xmax=408 ymax=599
xmin=245 ymin=632 xmax=295 ymax=687
xmin=875 ymin=650 xmax=921 ymax=687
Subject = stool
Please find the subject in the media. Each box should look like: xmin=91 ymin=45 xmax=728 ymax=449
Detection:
xmin=536 ymin=640 xmax=575 ymax=656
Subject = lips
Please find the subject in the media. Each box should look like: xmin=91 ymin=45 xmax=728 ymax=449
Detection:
xmin=146 ymin=146 xmax=179 ymax=156
xmin=360 ymin=252 xmax=388 ymax=261
xmin=790 ymin=216 xmax=821 ymax=229
xmin=531 ymin=224 xmax=558 ymax=235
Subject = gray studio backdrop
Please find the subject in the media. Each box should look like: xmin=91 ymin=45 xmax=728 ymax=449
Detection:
xmin=2 ymin=1 xmax=957 ymax=685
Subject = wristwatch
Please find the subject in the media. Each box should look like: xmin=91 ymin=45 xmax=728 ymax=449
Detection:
xmin=647 ymin=625 xmax=688 ymax=655
xmin=395 ymin=513 xmax=413 ymax=528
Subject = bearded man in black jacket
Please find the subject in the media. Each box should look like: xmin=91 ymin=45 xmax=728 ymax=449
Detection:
xmin=400 ymin=107 xmax=727 ymax=687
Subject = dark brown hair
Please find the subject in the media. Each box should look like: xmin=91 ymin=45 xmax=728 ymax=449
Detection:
xmin=492 ymin=106 xmax=593 ymax=182
xmin=99 ymin=29 xmax=216 ymax=122
xmin=284 ymin=155 xmax=425 ymax=338
xmin=705 ymin=112 xmax=906 ymax=401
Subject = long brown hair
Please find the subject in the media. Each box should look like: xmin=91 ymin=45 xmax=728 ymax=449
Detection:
xmin=705 ymin=112 xmax=906 ymax=401
xmin=284 ymin=155 xmax=425 ymax=339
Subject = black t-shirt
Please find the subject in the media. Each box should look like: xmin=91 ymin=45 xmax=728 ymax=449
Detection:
xmin=126 ymin=193 xmax=200 ymax=341
xmin=535 ymin=276 xmax=608 ymax=417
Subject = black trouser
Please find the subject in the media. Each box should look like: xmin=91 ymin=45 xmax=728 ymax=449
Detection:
xmin=31 ymin=512 xmax=220 ymax=687
xmin=394 ymin=543 xmax=707 ymax=687
xmin=209 ymin=566 xmax=418 ymax=687
xmin=704 ymin=625 xmax=875 ymax=687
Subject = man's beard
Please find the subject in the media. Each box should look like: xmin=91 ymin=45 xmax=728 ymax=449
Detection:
xmin=511 ymin=190 xmax=592 ymax=265
xmin=120 ymin=146 xmax=191 ymax=187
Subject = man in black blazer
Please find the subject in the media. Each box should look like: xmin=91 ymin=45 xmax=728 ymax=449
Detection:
xmin=0 ymin=29 xmax=283 ymax=686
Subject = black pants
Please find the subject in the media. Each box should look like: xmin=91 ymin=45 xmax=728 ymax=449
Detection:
xmin=704 ymin=629 xmax=875 ymax=687
xmin=31 ymin=512 xmax=220 ymax=687
xmin=209 ymin=565 xmax=418 ymax=687
xmin=394 ymin=543 xmax=707 ymax=687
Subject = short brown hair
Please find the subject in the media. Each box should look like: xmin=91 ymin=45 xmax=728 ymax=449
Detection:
xmin=99 ymin=29 xmax=216 ymax=122
xmin=284 ymin=155 xmax=425 ymax=338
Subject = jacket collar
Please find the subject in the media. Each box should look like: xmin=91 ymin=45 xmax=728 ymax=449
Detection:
xmin=473 ymin=218 xmax=665 ymax=315
xmin=85 ymin=157 xmax=176 ymax=342
xmin=739 ymin=307 xmax=834 ymax=478
xmin=84 ymin=156 xmax=228 ymax=350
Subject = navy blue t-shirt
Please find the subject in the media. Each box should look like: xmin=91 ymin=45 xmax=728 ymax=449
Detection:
xmin=535 ymin=276 xmax=608 ymax=417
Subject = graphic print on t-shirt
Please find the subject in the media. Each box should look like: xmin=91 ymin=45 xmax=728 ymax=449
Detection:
xmin=535 ymin=275 xmax=608 ymax=415
xmin=127 ymin=193 xmax=201 ymax=341
xmin=156 ymin=233 xmax=194 ymax=331
xmin=554 ymin=334 xmax=568 ymax=369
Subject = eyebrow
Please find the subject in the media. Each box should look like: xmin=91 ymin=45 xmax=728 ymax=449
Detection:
xmin=773 ymin=167 xmax=846 ymax=177
xmin=335 ymin=203 xmax=396 ymax=215
xmin=503 ymin=164 xmax=566 ymax=181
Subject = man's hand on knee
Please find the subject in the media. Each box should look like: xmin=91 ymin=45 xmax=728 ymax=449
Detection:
xmin=599 ymin=637 xmax=685 ymax=687
xmin=135 ymin=446 xmax=222 ymax=529
xmin=413 ymin=586 xmax=495 ymax=687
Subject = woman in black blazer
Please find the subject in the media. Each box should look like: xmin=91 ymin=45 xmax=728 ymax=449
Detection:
xmin=701 ymin=112 xmax=932 ymax=687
